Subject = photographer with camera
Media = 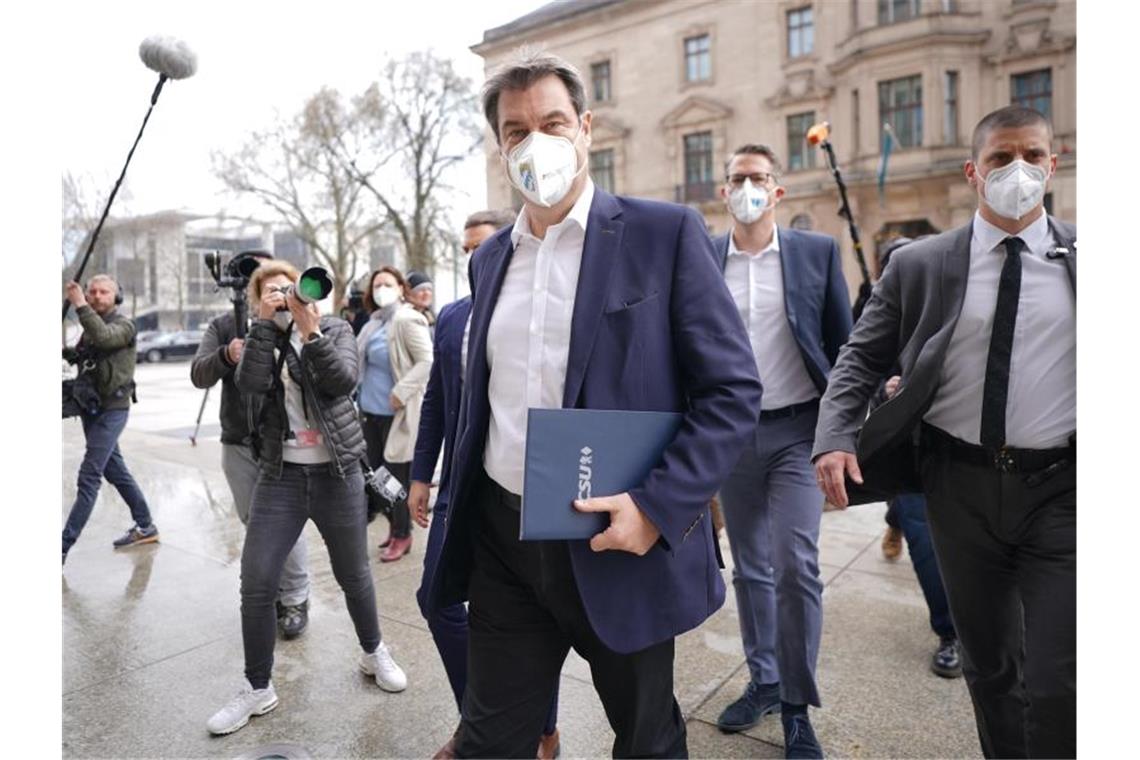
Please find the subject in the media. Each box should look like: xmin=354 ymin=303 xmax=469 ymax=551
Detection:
xmin=207 ymin=260 xmax=406 ymax=736
xmin=191 ymin=251 xmax=311 ymax=640
xmin=62 ymin=275 xmax=157 ymax=565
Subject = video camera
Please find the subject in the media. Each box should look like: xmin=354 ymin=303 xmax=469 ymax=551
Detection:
xmin=204 ymin=250 xmax=268 ymax=339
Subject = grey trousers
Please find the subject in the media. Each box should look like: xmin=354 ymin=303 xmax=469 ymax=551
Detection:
xmin=222 ymin=444 xmax=310 ymax=607
xmin=718 ymin=406 xmax=823 ymax=707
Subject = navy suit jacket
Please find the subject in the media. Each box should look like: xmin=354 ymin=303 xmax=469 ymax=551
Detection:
xmin=429 ymin=188 xmax=764 ymax=654
xmin=712 ymin=228 xmax=853 ymax=395
xmin=410 ymin=295 xmax=472 ymax=514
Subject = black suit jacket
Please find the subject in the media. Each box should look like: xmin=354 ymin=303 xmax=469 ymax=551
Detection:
xmin=813 ymin=215 xmax=1076 ymax=504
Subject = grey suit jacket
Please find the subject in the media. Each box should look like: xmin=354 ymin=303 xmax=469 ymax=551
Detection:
xmin=812 ymin=214 xmax=1076 ymax=502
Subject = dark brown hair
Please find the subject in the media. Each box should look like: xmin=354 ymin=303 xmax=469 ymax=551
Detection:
xmin=482 ymin=48 xmax=587 ymax=143
xmin=725 ymin=143 xmax=782 ymax=179
xmin=362 ymin=265 xmax=406 ymax=313
xmin=971 ymin=106 xmax=1053 ymax=160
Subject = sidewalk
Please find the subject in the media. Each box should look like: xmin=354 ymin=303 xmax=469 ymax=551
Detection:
xmin=62 ymin=415 xmax=980 ymax=759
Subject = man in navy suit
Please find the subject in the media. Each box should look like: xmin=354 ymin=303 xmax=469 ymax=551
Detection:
xmin=426 ymin=51 xmax=762 ymax=758
xmin=711 ymin=144 xmax=852 ymax=757
xmin=409 ymin=209 xmax=562 ymax=759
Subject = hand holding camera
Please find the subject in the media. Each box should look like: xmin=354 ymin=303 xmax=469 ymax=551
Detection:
xmin=286 ymin=290 xmax=321 ymax=338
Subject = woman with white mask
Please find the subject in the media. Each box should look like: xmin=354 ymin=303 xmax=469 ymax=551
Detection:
xmin=356 ymin=266 xmax=433 ymax=562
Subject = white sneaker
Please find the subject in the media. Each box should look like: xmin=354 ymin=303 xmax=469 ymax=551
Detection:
xmin=359 ymin=641 xmax=407 ymax=692
xmin=206 ymin=680 xmax=279 ymax=735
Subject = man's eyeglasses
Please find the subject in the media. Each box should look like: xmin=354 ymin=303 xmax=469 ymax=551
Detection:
xmin=726 ymin=172 xmax=775 ymax=188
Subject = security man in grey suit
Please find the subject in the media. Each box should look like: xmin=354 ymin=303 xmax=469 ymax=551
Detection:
xmin=813 ymin=106 xmax=1075 ymax=759
xmin=711 ymin=144 xmax=852 ymax=758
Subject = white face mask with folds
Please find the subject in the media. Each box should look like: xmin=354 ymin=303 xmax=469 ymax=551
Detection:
xmin=373 ymin=285 xmax=401 ymax=309
xmin=503 ymin=126 xmax=587 ymax=208
xmin=728 ymin=179 xmax=771 ymax=224
xmin=272 ymin=310 xmax=292 ymax=332
xmin=981 ymin=159 xmax=1049 ymax=220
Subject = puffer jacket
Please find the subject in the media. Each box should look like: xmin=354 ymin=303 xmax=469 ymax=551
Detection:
xmin=235 ymin=315 xmax=366 ymax=478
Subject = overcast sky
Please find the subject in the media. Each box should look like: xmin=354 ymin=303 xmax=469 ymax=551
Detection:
xmin=57 ymin=0 xmax=543 ymax=228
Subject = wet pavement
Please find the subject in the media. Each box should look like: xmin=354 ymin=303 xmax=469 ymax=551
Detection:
xmin=62 ymin=361 xmax=981 ymax=759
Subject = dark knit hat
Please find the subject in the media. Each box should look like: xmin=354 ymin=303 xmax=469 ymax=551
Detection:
xmin=406 ymin=270 xmax=434 ymax=292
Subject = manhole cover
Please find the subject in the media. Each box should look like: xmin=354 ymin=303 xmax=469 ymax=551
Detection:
xmin=232 ymin=743 xmax=315 ymax=760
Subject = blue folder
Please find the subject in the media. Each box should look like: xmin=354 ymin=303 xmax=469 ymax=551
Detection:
xmin=521 ymin=408 xmax=684 ymax=540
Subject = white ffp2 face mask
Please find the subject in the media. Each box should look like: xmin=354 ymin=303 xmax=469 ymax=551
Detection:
xmin=728 ymin=179 xmax=770 ymax=224
xmin=272 ymin=311 xmax=292 ymax=332
xmin=373 ymin=285 xmax=400 ymax=309
xmin=503 ymin=128 xmax=585 ymax=208
xmin=982 ymin=159 xmax=1049 ymax=220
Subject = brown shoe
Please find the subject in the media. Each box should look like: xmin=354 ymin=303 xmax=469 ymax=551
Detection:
xmin=379 ymin=535 xmax=412 ymax=563
xmin=433 ymin=726 xmax=460 ymax=759
xmin=537 ymin=728 xmax=560 ymax=759
xmin=881 ymin=526 xmax=903 ymax=561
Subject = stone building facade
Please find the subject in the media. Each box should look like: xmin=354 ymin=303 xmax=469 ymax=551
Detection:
xmin=473 ymin=0 xmax=1075 ymax=290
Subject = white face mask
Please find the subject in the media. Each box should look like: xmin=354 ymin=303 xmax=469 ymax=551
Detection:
xmin=981 ymin=159 xmax=1048 ymax=220
xmin=503 ymin=127 xmax=585 ymax=208
xmin=373 ymin=285 xmax=400 ymax=308
xmin=272 ymin=310 xmax=292 ymax=332
xmin=728 ymin=179 xmax=770 ymax=224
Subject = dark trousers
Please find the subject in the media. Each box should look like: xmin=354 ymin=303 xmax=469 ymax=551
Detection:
xmin=361 ymin=412 xmax=411 ymax=538
xmin=455 ymin=472 xmax=686 ymax=759
xmin=63 ymin=408 xmax=153 ymax=553
xmin=921 ymin=450 xmax=1075 ymax=759
xmin=241 ymin=461 xmax=380 ymax=689
xmin=416 ymin=495 xmax=559 ymax=734
xmin=891 ymin=493 xmax=954 ymax=639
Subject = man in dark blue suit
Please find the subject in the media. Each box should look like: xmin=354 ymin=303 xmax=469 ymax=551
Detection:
xmin=426 ymin=51 xmax=762 ymax=758
xmin=409 ymin=209 xmax=562 ymax=759
xmin=710 ymin=144 xmax=852 ymax=757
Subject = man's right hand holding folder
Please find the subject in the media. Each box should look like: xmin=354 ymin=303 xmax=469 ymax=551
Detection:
xmin=573 ymin=492 xmax=660 ymax=556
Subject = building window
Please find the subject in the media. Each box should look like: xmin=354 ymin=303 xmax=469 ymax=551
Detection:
xmin=684 ymin=34 xmax=712 ymax=82
xmin=1011 ymin=68 xmax=1052 ymax=119
xmin=591 ymin=60 xmax=612 ymax=103
xmin=786 ymin=112 xmax=817 ymax=171
xmin=852 ymin=88 xmax=861 ymax=154
xmin=791 ymin=213 xmax=814 ymax=231
xmin=943 ymin=70 xmax=959 ymax=145
xmin=879 ymin=74 xmax=923 ymax=148
xmin=877 ymin=0 xmax=919 ymax=24
xmin=590 ymin=149 xmax=616 ymax=194
xmin=940 ymin=0 xmax=957 ymax=11
xmin=682 ymin=131 xmax=716 ymax=201
xmin=787 ymin=7 xmax=814 ymax=58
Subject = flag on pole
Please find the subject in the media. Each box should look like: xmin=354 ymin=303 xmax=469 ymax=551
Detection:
xmin=877 ymin=122 xmax=897 ymax=207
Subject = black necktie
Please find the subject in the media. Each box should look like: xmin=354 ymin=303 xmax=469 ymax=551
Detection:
xmin=980 ymin=236 xmax=1026 ymax=448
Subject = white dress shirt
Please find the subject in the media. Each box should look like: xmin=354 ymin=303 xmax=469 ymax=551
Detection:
xmin=724 ymin=227 xmax=819 ymax=410
xmin=484 ymin=180 xmax=595 ymax=495
xmin=924 ymin=211 xmax=1075 ymax=448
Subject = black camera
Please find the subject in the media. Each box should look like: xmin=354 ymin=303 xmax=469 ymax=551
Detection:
xmin=205 ymin=250 xmax=269 ymax=339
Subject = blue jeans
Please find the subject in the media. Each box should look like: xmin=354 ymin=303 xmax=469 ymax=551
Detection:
xmin=416 ymin=494 xmax=559 ymax=735
xmin=63 ymin=408 xmax=153 ymax=553
xmin=891 ymin=493 xmax=955 ymax=639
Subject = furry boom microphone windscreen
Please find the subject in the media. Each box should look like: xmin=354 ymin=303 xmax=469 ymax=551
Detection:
xmin=63 ymin=36 xmax=198 ymax=321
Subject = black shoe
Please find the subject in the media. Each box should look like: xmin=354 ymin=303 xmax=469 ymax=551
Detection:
xmin=277 ymin=600 xmax=309 ymax=639
xmin=716 ymin=680 xmax=780 ymax=733
xmin=931 ymin=636 xmax=962 ymax=678
xmin=782 ymin=711 xmax=823 ymax=759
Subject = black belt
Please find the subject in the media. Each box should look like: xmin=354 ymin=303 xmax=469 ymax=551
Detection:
xmin=921 ymin=424 xmax=1074 ymax=474
xmin=759 ymin=398 xmax=819 ymax=421
xmin=484 ymin=471 xmax=522 ymax=511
